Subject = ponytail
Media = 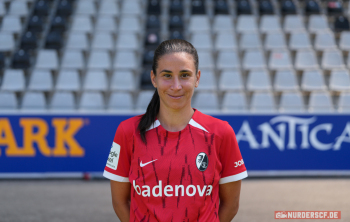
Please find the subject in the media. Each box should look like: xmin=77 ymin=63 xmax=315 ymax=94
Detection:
xmin=137 ymin=39 xmax=198 ymax=144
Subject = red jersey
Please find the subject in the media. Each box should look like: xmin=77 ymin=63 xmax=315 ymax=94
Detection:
xmin=103 ymin=109 xmax=247 ymax=221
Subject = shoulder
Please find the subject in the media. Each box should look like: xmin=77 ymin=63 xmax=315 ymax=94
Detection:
xmin=117 ymin=115 xmax=143 ymax=136
xmin=192 ymin=110 xmax=232 ymax=136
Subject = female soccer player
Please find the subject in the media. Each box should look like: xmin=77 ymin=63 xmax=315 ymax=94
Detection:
xmin=103 ymin=39 xmax=247 ymax=222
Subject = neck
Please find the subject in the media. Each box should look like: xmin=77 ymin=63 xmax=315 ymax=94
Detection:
xmin=157 ymin=103 xmax=194 ymax=132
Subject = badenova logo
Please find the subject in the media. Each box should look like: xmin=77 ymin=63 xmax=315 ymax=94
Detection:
xmin=235 ymin=116 xmax=350 ymax=151
xmin=133 ymin=180 xmax=213 ymax=197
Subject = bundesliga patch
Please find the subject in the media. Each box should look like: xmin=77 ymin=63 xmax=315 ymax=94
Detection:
xmin=106 ymin=142 xmax=120 ymax=170
xmin=196 ymin=152 xmax=208 ymax=171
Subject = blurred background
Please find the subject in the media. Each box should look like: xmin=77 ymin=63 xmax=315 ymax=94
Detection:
xmin=0 ymin=0 xmax=349 ymax=221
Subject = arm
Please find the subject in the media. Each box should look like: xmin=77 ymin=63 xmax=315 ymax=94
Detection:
xmin=110 ymin=180 xmax=131 ymax=222
xmin=218 ymin=180 xmax=242 ymax=222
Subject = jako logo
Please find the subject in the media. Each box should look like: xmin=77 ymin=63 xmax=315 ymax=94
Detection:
xmin=234 ymin=159 xmax=244 ymax=167
xmin=0 ymin=118 xmax=85 ymax=157
xmin=133 ymin=180 xmax=213 ymax=197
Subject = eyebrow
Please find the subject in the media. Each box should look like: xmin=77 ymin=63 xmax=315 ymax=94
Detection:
xmin=160 ymin=69 xmax=193 ymax=73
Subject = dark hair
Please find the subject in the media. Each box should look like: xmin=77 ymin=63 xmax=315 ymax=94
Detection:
xmin=137 ymin=39 xmax=199 ymax=143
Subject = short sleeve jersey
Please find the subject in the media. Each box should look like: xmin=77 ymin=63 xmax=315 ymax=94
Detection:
xmin=103 ymin=109 xmax=247 ymax=221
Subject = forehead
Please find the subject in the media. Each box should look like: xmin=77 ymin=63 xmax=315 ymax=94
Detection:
xmin=157 ymin=52 xmax=196 ymax=71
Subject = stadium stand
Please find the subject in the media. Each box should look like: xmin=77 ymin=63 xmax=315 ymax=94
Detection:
xmin=0 ymin=0 xmax=349 ymax=113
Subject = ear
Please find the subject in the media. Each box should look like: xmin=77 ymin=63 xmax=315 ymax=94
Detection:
xmin=150 ymin=70 xmax=157 ymax=88
xmin=195 ymin=70 xmax=201 ymax=88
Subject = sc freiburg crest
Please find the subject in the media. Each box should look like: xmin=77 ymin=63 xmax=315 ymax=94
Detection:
xmin=196 ymin=152 xmax=208 ymax=171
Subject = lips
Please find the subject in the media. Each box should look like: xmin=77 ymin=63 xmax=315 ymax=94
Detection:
xmin=168 ymin=94 xmax=183 ymax=99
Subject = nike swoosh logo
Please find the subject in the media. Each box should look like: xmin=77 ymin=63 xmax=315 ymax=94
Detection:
xmin=140 ymin=159 xmax=157 ymax=167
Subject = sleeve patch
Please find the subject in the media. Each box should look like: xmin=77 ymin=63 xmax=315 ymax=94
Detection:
xmin=106 ymin=142 xmax=120 ymax=170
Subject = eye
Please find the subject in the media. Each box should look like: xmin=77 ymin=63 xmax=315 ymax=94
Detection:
xmin=181 ymin=73 xmax=190 ymax=77
xmin=163 ymin=73 xmax=171 ymax=78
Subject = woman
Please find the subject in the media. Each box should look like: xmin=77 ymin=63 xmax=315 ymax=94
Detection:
xmin=103 ymin=39 xmax=247 ymax=222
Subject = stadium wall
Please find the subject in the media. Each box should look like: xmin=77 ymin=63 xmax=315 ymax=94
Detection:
xmin=0 ymin=113 xmax=350 ymax=178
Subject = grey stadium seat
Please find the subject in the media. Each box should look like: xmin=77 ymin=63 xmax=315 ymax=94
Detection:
xmin=119 ymin=17 xmax=142 ymax=33
xmin=308 ymin=91 xmax=334 ymax=113
xmin=0 ymin=92 xmax=17 ymax=109
xmin=265 ymin=32 xmax=287 ymax=50
xmin=295 ymin=50 xmax=319 ymax=70
xmin=189 ymin=15 xmax=210 ymax=33
xmin=114 ymin=51 xmax=138 ymax=70
xmin=92 ymin=33 xmax=114 ymax=50
xmin=83 ymin=70 xmax=108 ymax=91
xmin=191 ymin=33 xmax=213 ymax=51
xmin=196 ymin=70 xmax=216 ymax=91
xmin=243 ymin=50 xmax=266 ymax=70
xmin=121 ymin=0 xmax=142 ymax=15
xmin=193 ymin=92 xmax=219 ymax=111
xmin=217 ymin=51 xmax=240 ymax=70
xmin=283 ymin=15 xmax=306 ymax=33
xmin=0 ymin=32 xmax=15 ymax=52
xmin=213 ymin=15 xmax=234 ymax=33
xmin=35 ymin=50 xmax=59 ymax=70
xmin=0 ymin=16 xmax=22 ymax=34
xmin=108 ymin=92 xmax=134 ymax=111
xmin=110 ymin=71 xmax=136 ymax=91
xmin=308 ymin=15 xmax=329 ymax=33
xmin=116 ymin=33 xmax=138 ymax=51
xmin=87 ymin=50 xmax=111 ymax=70
xmin=75 ymin=0 xmax=96 ymax=15
xmin=260 ymin=15 xmax=282 ymax=33
xmin=66 ymin=33 xmax=89 ymax=50
xmin=8 ymin=0 xmax=29 ymax=16
xmin=322 ymin=50 xmax=345 ymax=70
xmin=274 ymin=70 xmax=299 ymax=91
xmin=329 ymin=69 xmax=350 ymax=91
xmin=246 ymin=70 xmax=272 ymax=91
xmin=222 ymin=92 xmax=248 ymax=112
xmin=289 ymin=32 xmax=312 ymax=50
xmin=215 ymin=32 xmax=237 ymax=51
xmin=237 ymin=15 xmax=258 ymax=33
xmin=56 ymin=70 xmax=81 ymax=91
xmin=314 ymin=32 xmax=337 ymax=51
xmin=269 ymin=50 xmax=293 ymax=70
xmin=301 ymin=70 xmax=327 ymax=91
xmin=50 ymin=92 xmax=75 ymax=110
xmin=1 ymin=69 xmax=25 ymax=91
xmin=80 ymin=92 xmax=104 ymax=110
xmin=136 ymin=91 xmax=154 ymax=111
xmin=28 ymin=69 xmax=53 ymax=91
xmin=99 ymin=0 xmax=119 ymax=16
xmin=339 ymin=31 xmax=350 ymax=51
xmin=61 ymin=50 xmax=84 ymax=70
xmin=338 ymin=92 xmax=350 ymax=112
xmin=250 ymin=92 xmax=276 ymax=112
xmin=21 ymin=92 xmax=46 ymax=109
xmin=71 ymin=15 xmax=93 ymax=33
xmin=279 ymin=92 xmax=305 ymax=112
xmin=198 ymin=51 xmax=214 ymax=69
xmin=96 ymin=16 xmax=117 ymax=33
xmin=219 ymin=70 xmax=244 ymax=91
xmin=240 ymin=33 xmax=261 ymax=50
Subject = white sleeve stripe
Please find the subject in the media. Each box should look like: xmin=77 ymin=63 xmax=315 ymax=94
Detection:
xmin=103 ymin=170 xmax=129 ymax=182
xmin=219 ymin=171 xmax=248 ymax=184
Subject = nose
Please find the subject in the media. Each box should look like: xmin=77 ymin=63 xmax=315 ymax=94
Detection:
xmin=171 ymin=76 xmax=182 ymax=90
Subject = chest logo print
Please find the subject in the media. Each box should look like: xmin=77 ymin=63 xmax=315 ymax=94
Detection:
xmin=140 ymin=159 xmax=158 ymax=167
xmin=196 ymin=152 xmax=208 ymax=171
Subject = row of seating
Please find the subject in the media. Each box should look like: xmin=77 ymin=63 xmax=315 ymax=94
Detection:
xmin=1 ymin=90 xmax=349 ymax=112
xmin=2 ymin=68 xmax=349 ymax=92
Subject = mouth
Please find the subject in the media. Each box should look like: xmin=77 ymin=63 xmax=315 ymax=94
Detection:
xmin=168 ymin=94 xmax=183 ymax=99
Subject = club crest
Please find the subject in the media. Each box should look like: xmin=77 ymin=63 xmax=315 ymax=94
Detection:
xmin=196 ymin=152 xmax=208 ymax=171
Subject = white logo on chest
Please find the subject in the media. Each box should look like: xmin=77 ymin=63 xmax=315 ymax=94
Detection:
xmin=140 ymin=159 xmax=157 ymax=167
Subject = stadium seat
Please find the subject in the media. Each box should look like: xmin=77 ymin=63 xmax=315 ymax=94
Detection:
xmin=196 ymin=70 xmax=216 ymax=91
xmin=259 ymin=0 xmax=274 ymax=15
xmin=329 ymin=69 xmax=350 ymax=91
xmin=334 ymin=16 xmax=350 ymax=32
xmin=339 ymin=31 xmax=350 ymax=50
xmin=197 ymin=51 xmax=214 ymax=69
xmin=108 ymin=92 xmax=134 ymax=111
xmin=308 ymin=92 xmax=334 ymax=112
xmin=75 ymin=0 xmax=96 ymax=15
xmin=11 ymin=49 xmax=31 ymax=69
xmin=8 ymin=0 xmax=28 ymax=17
xmin=190 ymin=33 xmax=213 ymax=50
xmin=314 ymin=32 xmax=337 ymax=51
xmin=27 ymin=15 xmax=44 ymax=33
xmin=80 ymin=92 xmax=105 ymax=110
xmin=269 ymin=50 xmax=293 ymax=70
xmin=96 ymin=16 xmax=117 ymax=33
xmin=214 ymin=0 xmax=229 ymax=15
xmin=191 ymin=0 xmax=206 ymax=14
xmin=236 ymin=0 xmax=252 ymax=15
xmin=140 ymin=68 xmax=154 ymax=90
xmin=136 ymin=91 xmax=154 ymax=110
xmin=246 ymin=70 xmax=272 ymax=91
xmin=219 ymin=70 xmax=244 ymax=91
xmin=338 ymin=92 xmax=350 ymax=112
xmin=143 ymin=50 xmax=154 ymax=65
xmin=274 ymin=70 xmax=299 ymax=91
xmin=327 ymin=0 xmax=343 ymax=15
xmin=1 ymin=69 xmax=25 ymax=91
xmin=305 ymin=0 xmax=320 ymax=15
xmin=243 ymin=50 xmax=266 ymax=70
xmin=56 ymin=70 xmax=80 ymax=91
xmin=321 ymin=50 xmax=345 ymax=70
xmin=99 ymin=0 xmax=119 ymax=16
xmin=193 ymin=92 xmax=219 ymax=111
xmin=189 ymin=16 xmax=210 ymax=33
xmin=20 ymin=31 xmax=38 ymax=50
xmin=215 ymin=32 xmax=237 ymax=51
xmin=250 ymin=92 xmax=276 ymax=112
xmin=308 ymin=15 xmax=329 ymax=33
xmin=36 ymin=50 xmax=59 ymax=70
xmin=1 ymin=16 xmax=22 ymax=34
xmin=280 ymin=0 xmax=297 ymax=15
xmin=83 ymin=70 xmax=108 ymax=91
xmin=56 ymin=0 xmax=73 ymax=17
xmin=116 ymin=33 xmax=138 ymax=51
xmin=260 ymin=15 xmax=281 ymax=33
xmin=119 ymin=17 xmax=142 ymax=33
xmin=279 ymin=92 xmax=305 ymax=112
xmin=50 ymin=91 xmax=75 ymax=110
xmin=144 ymin=31 xmax=160 ymax=48
xmin=0 ymin=53 xmax=4 ymax=69
xmin=114 ymin=51 xmax=138 ymax=70
xmin=169 ymin=15 xmax=184 ymax=31
xmin=213 ymin=15 xmax=234 ymax=33
xmin=61 ymin=50 xmax=84 ymax=70
xmin=0 ymin=2 xmax=5 ymax=17
xmin=265 ymin=32 xmax=287 ymax=50
xmin=217 ymin=51 xmax=240 ymax=70
xmin=295 ymin=50 xmax=318 ymax=70
xmin=111 ymin=71 xmax=136 ymax=91
xmin=289 ymin=32 xmax=312 ymax=50
xmin=92 ymin=33 xmax=114 ymax=50
xmin=147 ymin=15 xmax=161 ymax=30
xmin=121 ymin=1 xmax=142 ymax=15
xmin=169 ymin=0 xmax=183 ymax=15
xmin=71 ymin=16 xmax=93 ymax=33
xmin=147 ymin=0 xmax=161 ymax=15
xmin=0 ymin=91 xmax=17 ymax=109
xmin=237 ymin=15 xmax=258 ymax=33
xmin=87 ymin=50 xmax=111 ymax=70
xmin=21 ymin=92 xmax=46 ymax=110
xmin=28 ymin=69 xmax=53 ymax=91
xmin=0 ymin=32 xmax=15 ymax=52
xmin=240 ymin=33 xmax=261 ymax=49
xmin=169 ymin=30 xmax=184 ymax=40
xmin=45 ymin=31 xmax=63 ymax=49
xmin=50 ymin=16 xmax=67 ymax=33
xmin=33 ymin=0 xmax=49 ymax=16
xmin=283 ymin=15 xmax=306 ymax=33
xmin=222 ymin=92 xmax=247 ymax=112
xmin=66 ymin=33 xmax=89 ymax=50
xmin=301 ymin=70 xmax=327 ymax=91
